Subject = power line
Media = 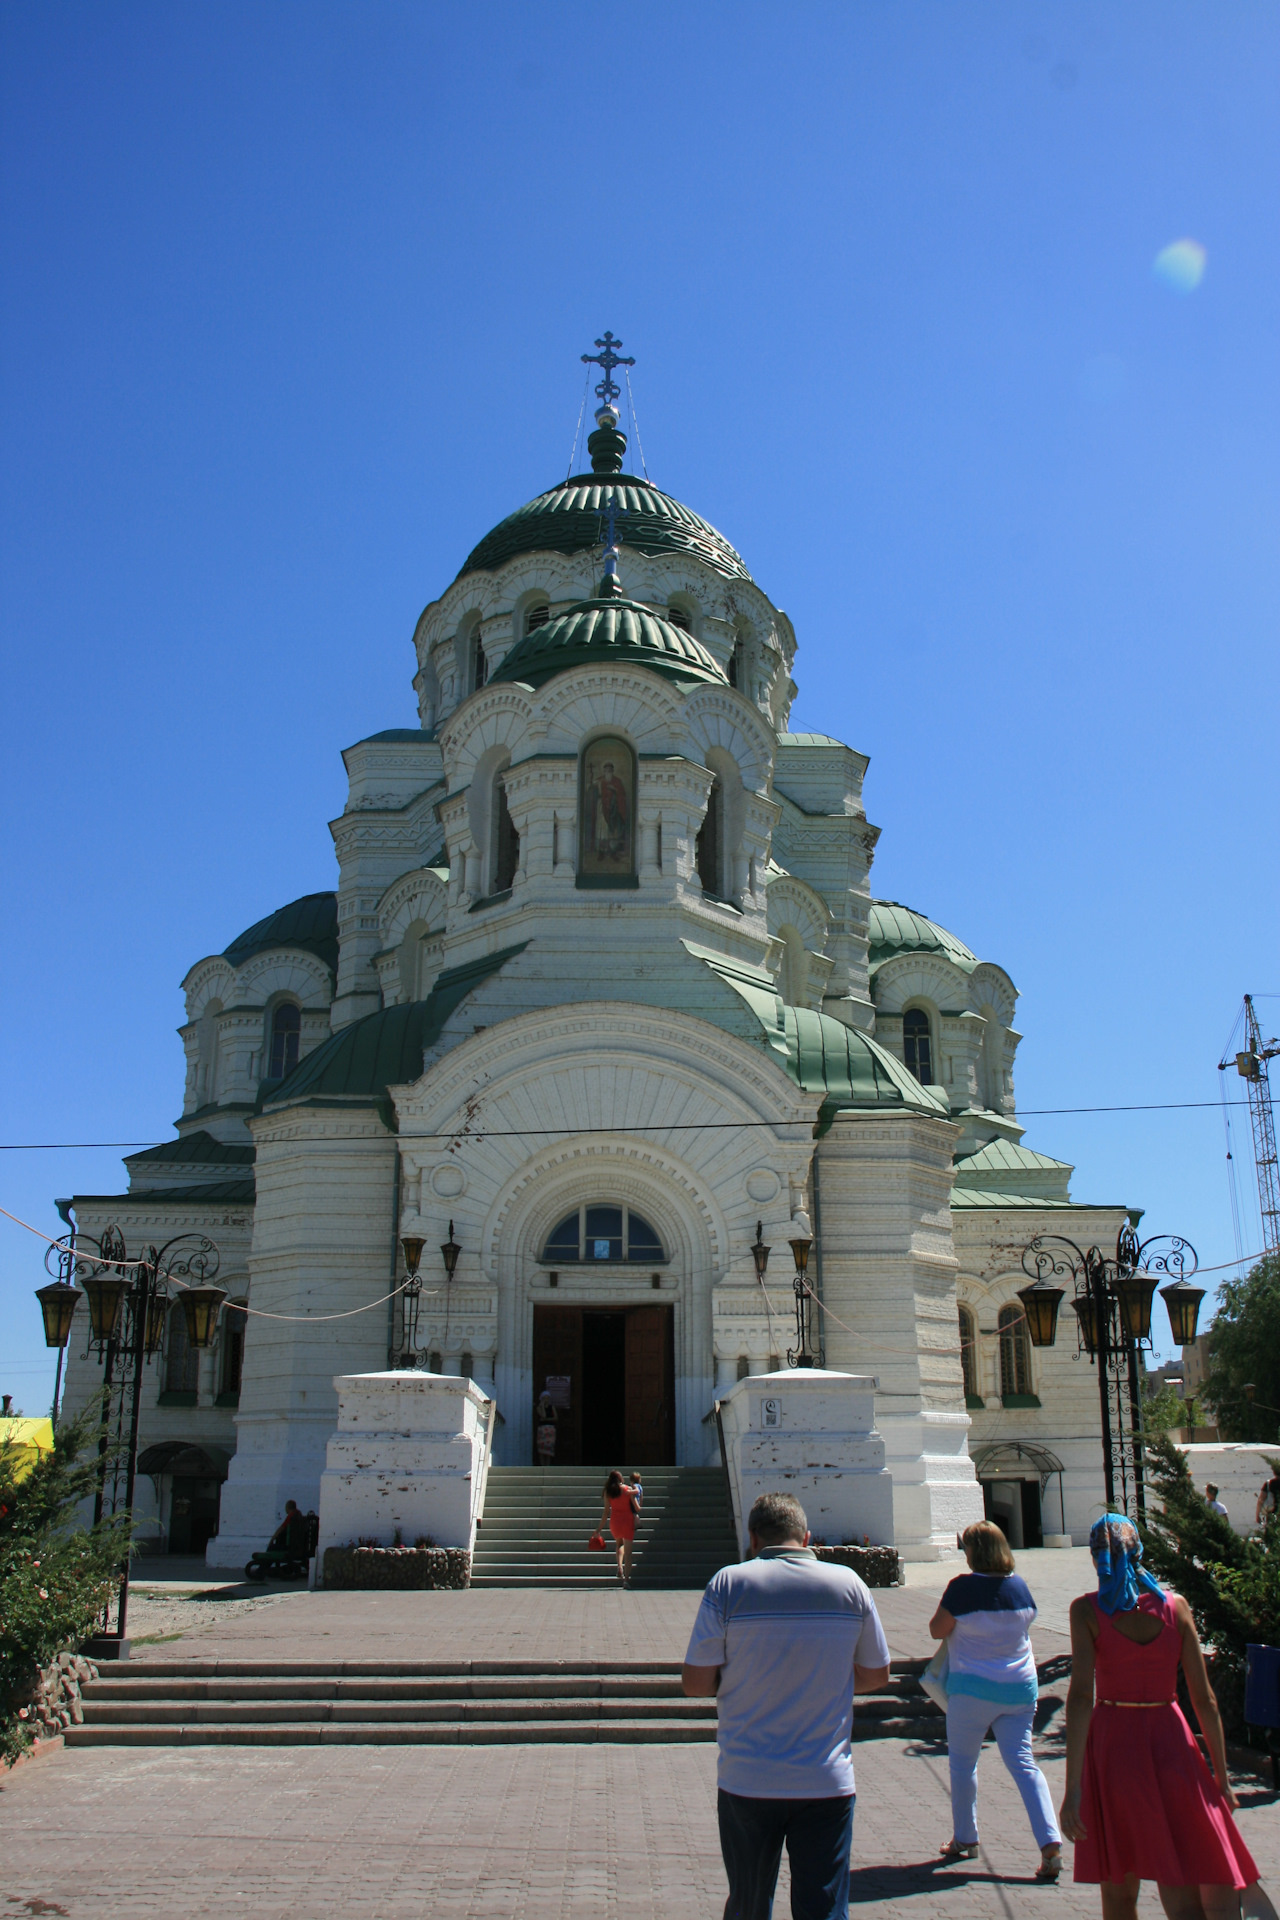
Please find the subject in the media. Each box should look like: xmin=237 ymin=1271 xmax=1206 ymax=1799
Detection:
xmin=0 ymin=1098 xmax=1263 ymax=1152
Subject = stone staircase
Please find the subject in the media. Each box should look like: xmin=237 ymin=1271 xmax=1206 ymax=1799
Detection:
xmin=469 ymin=1466 xmax=740 ymax=1590
xmin=67 ymin=1657 xmax=946 ymax=1749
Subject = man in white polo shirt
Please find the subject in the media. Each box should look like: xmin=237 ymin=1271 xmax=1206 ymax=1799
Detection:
xmin=682 ymin=1491 xmax=891 ymax=1920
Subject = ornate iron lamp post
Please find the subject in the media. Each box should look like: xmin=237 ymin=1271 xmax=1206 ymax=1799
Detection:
xmin=35 ymin=1225 xmax=223 ymax=1650
xmin=1017 ymin=1224 xmax=1201 ymax=1520
xmin=394 ymin=1226 xmax=454 ymax=1365
xmin=787 ymin=1231 xmax=825 ymax=1370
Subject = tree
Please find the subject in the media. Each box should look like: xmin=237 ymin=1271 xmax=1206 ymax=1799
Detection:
xmin=0 ymin=1395 xmax=132 ymax=1766
xmin=1140 ymin=1430 xmax=1280 ymax=1734
xmin=1201 ymin=1253 xmax=1280 ymax=1444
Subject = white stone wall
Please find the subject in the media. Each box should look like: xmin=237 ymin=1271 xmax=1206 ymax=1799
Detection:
xmin=716 ymin=1370 xmax=896 ymax=1551
xmin=316 ymin=1371 xmax=495 ymax=1559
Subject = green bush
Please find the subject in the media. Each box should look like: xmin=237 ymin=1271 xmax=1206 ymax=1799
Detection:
xmin=0 ymin=1397 xmax=132 ymax=1766
xmin=1140 ymin=1429 xmax=1280 ymax=1735
xmin=1201 ymin=1252 xmax=1280 ymax=1443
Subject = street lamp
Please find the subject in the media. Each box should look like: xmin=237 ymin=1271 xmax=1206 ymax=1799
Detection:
xmin=34 ymin=1224 xmax=222 ymax=1653
xmin=787 ymin=1232 xmax=825 ymax=1370
xmin=1019 ymin=1224 xmax=1200 ymax=1520
xmin=393 ymin=1229 xmax=449 ymax=1366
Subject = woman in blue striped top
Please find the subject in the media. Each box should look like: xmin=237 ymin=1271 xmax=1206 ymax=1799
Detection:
xmin=929 ymin=1519 xmax=1063 ymax=1880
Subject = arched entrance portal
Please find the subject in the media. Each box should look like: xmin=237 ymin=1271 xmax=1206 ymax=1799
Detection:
xmin=532 ymin=1303 xmax=675 ymax=1465
xmin=532 ymin=1200 xmax=676 ymax=1464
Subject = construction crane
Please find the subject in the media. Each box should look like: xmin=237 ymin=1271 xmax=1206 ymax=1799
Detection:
xmin=1220 ymin=995 xmax=1280 ymax=1258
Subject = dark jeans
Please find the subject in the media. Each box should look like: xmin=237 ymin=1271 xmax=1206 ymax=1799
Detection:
xmin=717 ymin=1787 xmax=855 ymax=1920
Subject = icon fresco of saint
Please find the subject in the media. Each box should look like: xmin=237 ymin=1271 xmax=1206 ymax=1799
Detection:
xmin=579 ymin=736 xmax=635 ymax=878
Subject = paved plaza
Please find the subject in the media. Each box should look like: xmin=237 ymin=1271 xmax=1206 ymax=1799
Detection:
xmin=2 ymin=1552 xmax=1275 ymax=1918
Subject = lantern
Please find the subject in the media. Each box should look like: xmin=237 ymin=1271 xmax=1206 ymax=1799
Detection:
xmin=1160 ymin=1278 xmax=1206 ymax=1348
xmin=1071 ymin=1293 xmax=1100 ymax=1357
xmin=440 ymin=1222 xmax=461 ymax=1281
xmin=35 ymin=1282 xmax=79 ymax=1349
xmin=81 ymin=1272 xmax=129 ymax=1346
xmin=1114 ymin=1268 xmax=1159 ymax=1344
xmin=401 ymin=1235 xmax=426 ymax=1277
xmin=789 ymin=1235 xmax=813 ymax=1278
xmin=143 ymin=1289 xmax=169 ymax=1357
xmin=178 ymin=1286 xmax=227 ymax=1349
xmin=1015 ymin=1278 xmax=1064 ymax=1349
xmin=751 ymin=1222 xmax=770 ymax=1279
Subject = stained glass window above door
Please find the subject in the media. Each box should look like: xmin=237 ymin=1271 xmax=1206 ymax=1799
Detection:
xmin=541 ymin=1204 xmax=666 ymax=1263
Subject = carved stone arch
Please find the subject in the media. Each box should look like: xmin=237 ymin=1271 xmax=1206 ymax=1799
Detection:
xmin=376 ymin=867 xmax=449 ymax=949
xmin=970 ymin=962 xmax=1018 ymax=1027
xmin=765 ymin=873 xmax=832 ymax=953
xmin=183 ymin=958 xmax=235 ymax=1019
xmin=537 ymin=671 xmax=683 ymax=755
xmin=487 ymin=1138 xmax=723 ymax=1281
xmin=872 ymin=953 xmax=972 ymax=1015
xmin=681 ymin=688 xmax=774 ymax=794
xmin=232 ymin=951 xmax=334 ymax=1009
xmin=439 ymin=685 xmax=534 ymax=786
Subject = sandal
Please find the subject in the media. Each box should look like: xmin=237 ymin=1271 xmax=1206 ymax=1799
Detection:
xmin=939 ymin=1841 xmax=979 ymax=1862
xmin=1036 ymin=1847 xmax=1063 ymax=1883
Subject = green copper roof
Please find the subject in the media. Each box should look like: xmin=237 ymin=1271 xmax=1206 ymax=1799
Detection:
xmin=491 ymin=573 xmax=727 ymax=691
xmin=867 ymin=900 xmax=978 ymax=977
xmin=682 ymin=942 xmax=950 ymax=1129
xmin=126 ymin=1132 xmax=255 ymax=1168
xmin=261 ymin=943 xmax=528 ymax=1111
xmin=460 ymin=477 xmax=751 ymax=586
xmin=223 ymin=893 xmax=339 ymax=974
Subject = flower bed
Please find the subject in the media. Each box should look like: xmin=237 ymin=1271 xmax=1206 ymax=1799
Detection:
xmin=322 ymin=1546 xmax=471 ymax=1591
xmin=812 ymin=1544 xmax=901 ymax=1587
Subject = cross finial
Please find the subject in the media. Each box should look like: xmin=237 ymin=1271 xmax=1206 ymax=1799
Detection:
xmin=581 ymin=331 xmax=635 ymax=409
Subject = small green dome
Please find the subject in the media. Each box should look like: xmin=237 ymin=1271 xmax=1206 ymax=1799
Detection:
xmin=223 ymin=893 xmax=338 ymax=974
xmin=867 ymin=900 xmax=978 ymax=976
xmin=491 ymin=573 xmax=728 ymax=691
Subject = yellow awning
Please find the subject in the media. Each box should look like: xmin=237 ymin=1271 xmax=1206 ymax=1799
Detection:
xmin=0 ymin=1416 xmax=55 ymax=1482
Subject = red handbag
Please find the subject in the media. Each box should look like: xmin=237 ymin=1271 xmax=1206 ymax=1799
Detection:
xmin=587 ymin=1530 xmax=607 ymax=1551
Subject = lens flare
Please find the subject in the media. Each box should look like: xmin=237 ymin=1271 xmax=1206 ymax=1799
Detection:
xmin=1152 ymin=239 xmax=1207 ymax=293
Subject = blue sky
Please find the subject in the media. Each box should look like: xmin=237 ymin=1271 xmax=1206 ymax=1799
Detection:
xmin=2 ymin=2 xmax=1277 ymax=1409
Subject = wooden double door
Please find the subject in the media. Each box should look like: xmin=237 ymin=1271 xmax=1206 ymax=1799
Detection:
xmin=532 ymin=1304 xmax=675 ymax=1466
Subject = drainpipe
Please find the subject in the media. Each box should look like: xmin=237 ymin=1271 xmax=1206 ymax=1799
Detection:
xmin=811 ymin=1148 xmax=825 ymax=1316
xmin=386 ymin=1148 xmax=402 ymax=1367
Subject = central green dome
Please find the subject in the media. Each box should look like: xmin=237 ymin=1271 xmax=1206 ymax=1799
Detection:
xmin=491 ymin=572 xmax=728 ymax=691
xmin=457 ymin=412 xmax=751 ymax=585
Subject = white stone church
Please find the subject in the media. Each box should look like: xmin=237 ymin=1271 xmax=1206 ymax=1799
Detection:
xmin=61 ymin=373 xmax=1130 ymax=1567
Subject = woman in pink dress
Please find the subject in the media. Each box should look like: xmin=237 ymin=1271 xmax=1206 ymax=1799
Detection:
xmin=1060 ymin=1514 xmax=1257 ymax=1918
xmin=600 ymin=1469 xmax=641 ymax=1585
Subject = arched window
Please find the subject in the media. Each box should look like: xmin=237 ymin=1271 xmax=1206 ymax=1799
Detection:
xmin=219 ymin=1302 xmax=247 ymax=1403
xmin=998 ymin=1304 xmax=1033 ymax=1401
xmin=542 ymin=1205 xmax=665 ymax=1263
xmin=267 ymin=1003 xmax=301 ymax=1081
xmin=493 ymin=777 xmax=519 ymax=893
xmin=665 ymin=605 xmax=692 ymax=632
xmin=578 ymin=736 xmax=635 ymax=884
xmin=696 ymin=779 xmax=723 ymax=898
xmin=524 ymin=599 xmax=550 ymax=636
xmin=728 ymin=637 xmax=746 ymax=689
xmin=165 ymin=1300 xmax=199 ymax=1398
xmin=902 ymin=1008 xmax=933 ymax=1085
xmin=471 ymin=626 xmax=487 ymax=691
xmin=958 ymin=1305 xmax=981 ymax=1406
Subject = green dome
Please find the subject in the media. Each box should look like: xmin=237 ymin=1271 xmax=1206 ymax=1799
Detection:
xmin=223 ymin=893 xmax=338 ymax=974
xmin=867 ymin=900 xmax=978 ymax=976
xmin=491 ymin=573 xmax=728 ymax=691
xmin=783 ymin=1004 xmax=951 ymax=1122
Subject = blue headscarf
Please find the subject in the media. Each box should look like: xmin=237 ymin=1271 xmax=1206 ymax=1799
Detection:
xmin=1090 ymin=1513 xmax=1164 ymax=1614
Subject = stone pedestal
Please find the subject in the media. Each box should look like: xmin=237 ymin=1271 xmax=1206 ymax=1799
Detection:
xmin=715 ymin=1369 xmax=896 ymax=1552
xmin=314 ymin=1371 xmax=496 ymax=1568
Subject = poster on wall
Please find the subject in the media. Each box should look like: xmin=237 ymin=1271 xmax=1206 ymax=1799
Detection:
xmin=543 ymin=1375 xmax=571 ymax=1409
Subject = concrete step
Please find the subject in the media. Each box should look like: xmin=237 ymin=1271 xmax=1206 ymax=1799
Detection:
xmin=82 ymin=1697 xmax=716 ymax=1726
xmin=65 ymin=1718 xmax=717 ymax=1748
xmin=87 ymin=1674 xmax=687 ymax=1703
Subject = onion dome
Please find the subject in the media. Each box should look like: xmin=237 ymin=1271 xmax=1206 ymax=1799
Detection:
xmin=458 ymin=412 xmax=750 ymax=585
xmin=490 ymin=566 xmax=727 ymax=692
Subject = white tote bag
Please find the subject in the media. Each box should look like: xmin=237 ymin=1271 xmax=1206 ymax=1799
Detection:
xmin=920 ymin=1639 xmax=950 ymax=1711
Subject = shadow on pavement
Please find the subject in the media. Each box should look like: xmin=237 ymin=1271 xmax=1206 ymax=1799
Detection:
xmin=849 ymin=1861 xmax=1046 ymax=1903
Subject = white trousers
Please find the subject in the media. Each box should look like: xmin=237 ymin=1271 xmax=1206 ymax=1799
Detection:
xmin=945 ymin=1692 xmax=1061 ymax=1850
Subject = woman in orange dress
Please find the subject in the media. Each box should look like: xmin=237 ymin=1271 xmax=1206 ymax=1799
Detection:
xmin=1060 ymin=1514 xmax=1258 ymax=1919
xmin=600 ymin=1469 xmax=641 ymax=1585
